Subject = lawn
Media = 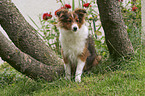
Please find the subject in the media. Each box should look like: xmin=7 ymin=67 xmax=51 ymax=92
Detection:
xmin=0 ymin=47 xmax=144 ymax=96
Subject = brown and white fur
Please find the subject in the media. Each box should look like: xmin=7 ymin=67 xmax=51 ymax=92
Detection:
xmin=56 ymin=8 xmax=101 ymax=82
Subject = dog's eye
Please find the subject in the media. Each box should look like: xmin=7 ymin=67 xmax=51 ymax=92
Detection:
xmin=76 ymin=19 xmax=79 ymax=22
xmin=60 ymin=15 xmax=65 ymax=18
xmin=67 ymin=19 xmax=72 ymax=22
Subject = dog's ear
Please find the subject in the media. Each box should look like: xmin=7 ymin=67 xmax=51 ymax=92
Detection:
xmin=56 ymin=9 xmax=68 ymax=18
xmin=74 ymin=8 xmax=87 ymax=23
xmin=74 ymin=8 xmax=87 ymax=17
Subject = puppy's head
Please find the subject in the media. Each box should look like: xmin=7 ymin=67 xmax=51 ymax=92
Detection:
xmin=56 ymin=8 xmax=86 ymax=32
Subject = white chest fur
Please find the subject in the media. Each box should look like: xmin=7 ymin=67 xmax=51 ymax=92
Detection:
xmin=59 ymin=24 xmax=88 ymax=63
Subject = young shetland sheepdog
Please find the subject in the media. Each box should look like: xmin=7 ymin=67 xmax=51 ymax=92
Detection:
xmin=56 ymin=8 xmax=101 ymax=82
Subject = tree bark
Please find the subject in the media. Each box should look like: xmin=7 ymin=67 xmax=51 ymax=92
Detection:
xmin=0 ymin=31 xmax=64 ymax=82
xmin=97 ymin=0 xmax=134 ymax=60
xmin=0 ymin=0 xmax=63 ymax=66
xmin=142 ymin=0 xmax=145 ymax=44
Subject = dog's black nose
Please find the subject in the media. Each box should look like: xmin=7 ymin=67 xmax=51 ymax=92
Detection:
xmin=73 ymin=27 xmax=77 ymax=31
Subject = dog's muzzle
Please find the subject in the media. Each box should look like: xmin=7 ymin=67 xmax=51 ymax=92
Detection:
xmin=72 ymin=24 xmax=78 ymax=32
xmin=73 ymin=27 xmax=77 ymax=31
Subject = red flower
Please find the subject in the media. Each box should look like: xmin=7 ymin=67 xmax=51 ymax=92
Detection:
xmin=64 ymin=4 xmax=71 ymax=9
xmin=132 ymin=5 xmax=138 ymax=12
xmin=43 ymin=13 xmax=52 ymax=20
xmin=83 ymin=3 xmax=91 ymax=8
xmin=118 ymin=0 xmax=123 ymax=2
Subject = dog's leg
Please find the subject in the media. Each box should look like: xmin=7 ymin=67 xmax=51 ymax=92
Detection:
xmin=64 ymin=63 xmax=71 ymax=80
xmin=75 ymin=59 xmax=85 ymax=82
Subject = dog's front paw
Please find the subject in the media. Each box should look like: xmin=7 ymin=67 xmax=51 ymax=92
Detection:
xmin=75 ymin=76 xmax=81 ymax=82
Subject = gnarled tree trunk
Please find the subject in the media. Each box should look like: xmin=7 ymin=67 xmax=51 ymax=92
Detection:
xmin=0 ymin=31 xmax=64 ymax=82
xmin=97 ymin=0 xmax=134 ymax=60
xmin=0 ymin=0 xmax=63 ymax=66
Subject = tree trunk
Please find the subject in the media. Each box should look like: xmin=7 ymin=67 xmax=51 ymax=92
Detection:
xmin=97 ymin=0 xmax=134 ymax=60
xmin=142 ymin=0 xmax=145 ymax=44
xmin=0 ymin=0 xmax=63 ymax=66
xmin=0 ymin=31 xmax=64 ymax=82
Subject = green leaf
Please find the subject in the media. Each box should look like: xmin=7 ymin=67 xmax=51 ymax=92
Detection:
xmin=102 ymin=52 xmax=106 ymax=56
xmin=95 ymin=30 xmax=102 ymax=36
xmin=97 ymin=26 xmax=101 ymax=31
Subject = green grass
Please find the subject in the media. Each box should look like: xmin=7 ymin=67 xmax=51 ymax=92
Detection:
xmin=0 ymin=48 xmax=145 ymax=96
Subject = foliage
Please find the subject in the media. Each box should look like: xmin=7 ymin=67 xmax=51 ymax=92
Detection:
xmin=120 ymin=0 xmax=141 ymax=49
xmin=38 ymin=17 xmax=61 ymax=55
xmin=0 ymin=63 xmax=24 ymax=88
